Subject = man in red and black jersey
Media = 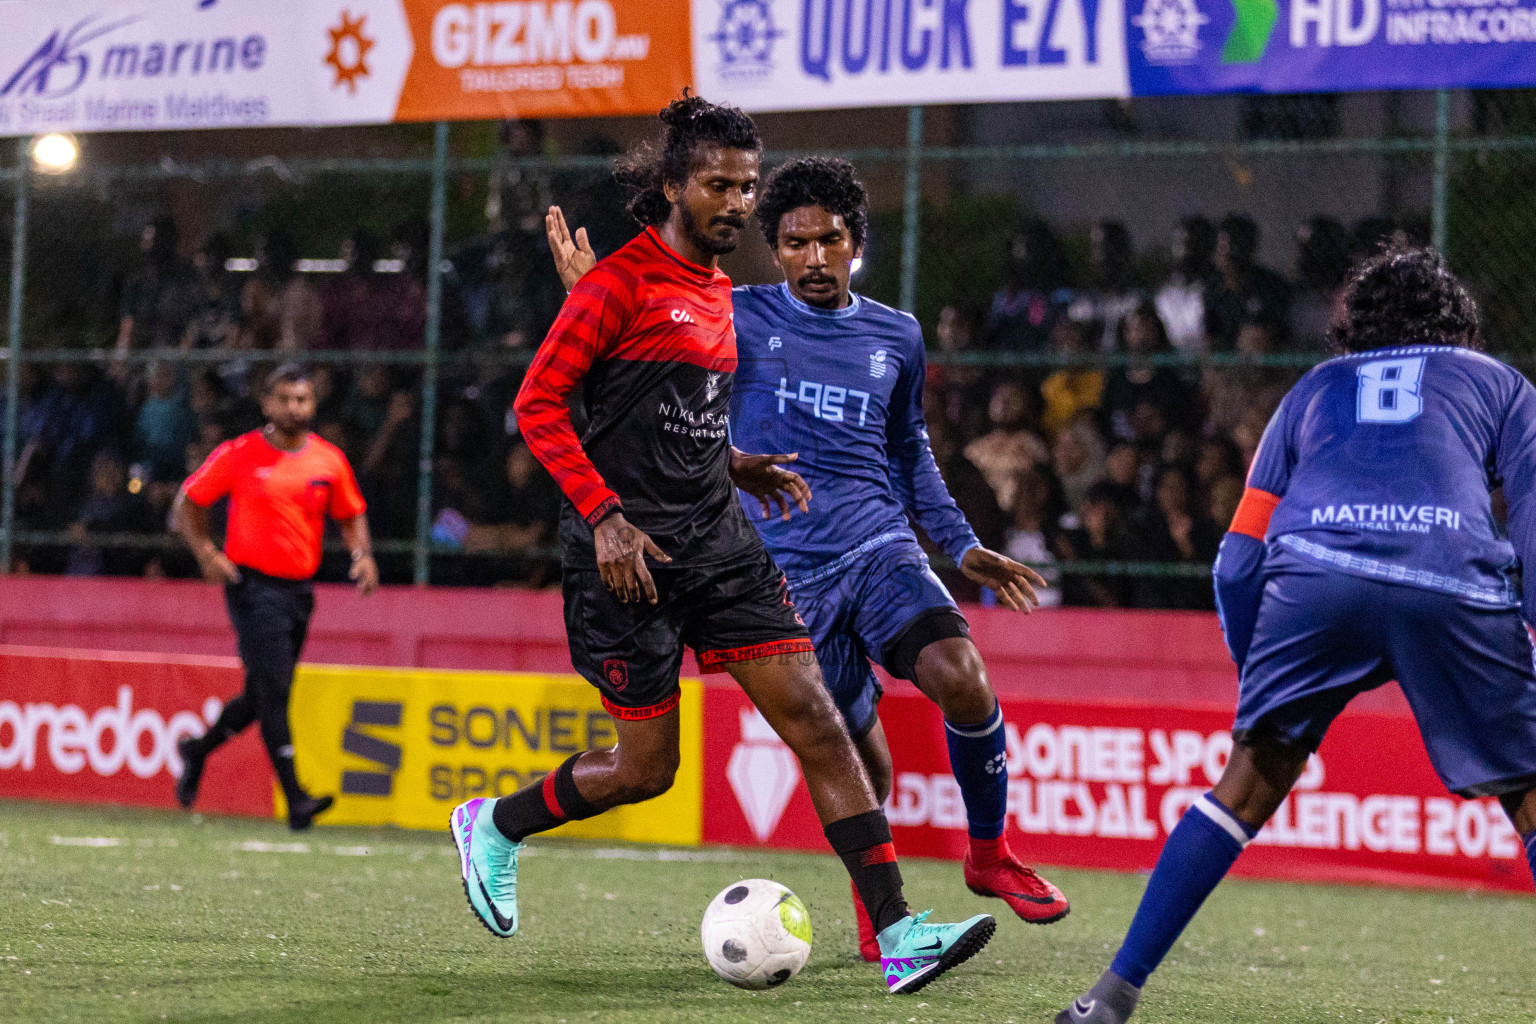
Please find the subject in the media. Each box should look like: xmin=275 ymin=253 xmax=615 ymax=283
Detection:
xmin=448 ymin=96 xmax=995 ymax=994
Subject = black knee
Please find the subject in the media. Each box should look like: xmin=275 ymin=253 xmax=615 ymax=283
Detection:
xmin=913 ymin=638 xmax=993 ymax=723
xmin=1499 ymin=787 xmax=1536 ymax=835
xmin=1214 ymin=736 xmax=1311 ymax=828
xmin=612 ymin=751 xmax=679 ymax=804
xmin=781 ymin=698 xmax=851 ymax=757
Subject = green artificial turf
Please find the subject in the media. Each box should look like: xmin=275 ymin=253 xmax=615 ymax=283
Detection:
xmin=0 ymin=800 xmax=1531 ymax=1023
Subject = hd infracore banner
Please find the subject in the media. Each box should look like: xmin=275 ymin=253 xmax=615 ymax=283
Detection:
xmin=1124 ymin=0 xmax=1536 ymax=94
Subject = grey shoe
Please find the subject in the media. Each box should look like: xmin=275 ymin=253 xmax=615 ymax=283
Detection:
xmin=1055 ymin=969 xmax=1141 ymax=1024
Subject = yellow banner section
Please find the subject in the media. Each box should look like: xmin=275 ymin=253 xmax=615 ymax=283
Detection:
xmin=288 ymin=665 xmax=702 ymax=845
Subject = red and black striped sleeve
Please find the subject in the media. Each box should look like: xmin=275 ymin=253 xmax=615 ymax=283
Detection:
xmin=514 ymin=264 xmax=633 ymax=526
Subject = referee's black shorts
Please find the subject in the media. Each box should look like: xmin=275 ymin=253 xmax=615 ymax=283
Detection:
xmin=563 ymin=546 xmax=814 ymax=720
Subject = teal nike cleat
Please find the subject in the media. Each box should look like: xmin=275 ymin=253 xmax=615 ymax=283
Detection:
xmin=877 ymin=910 xmax=996 ymax=994
xmin=450 ymin=797 xmax=522 ymax=938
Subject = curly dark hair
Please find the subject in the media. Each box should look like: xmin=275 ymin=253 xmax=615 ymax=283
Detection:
xmin=1331 ymin=247 xmax=1482 ymax=353
xmin=613 ymin=94 xmax=761 ymax=227
xmin=755 ymin=156 xmax=869 ymax=251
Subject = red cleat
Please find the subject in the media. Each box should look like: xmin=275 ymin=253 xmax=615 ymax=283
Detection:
xmin=963 ymin=836 xmax=1070 ymax=925
xmin=850 ymin=879 xmax=880 ymax=961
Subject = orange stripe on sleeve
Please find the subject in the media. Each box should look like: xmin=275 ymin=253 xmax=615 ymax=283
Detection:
xmin=1229 ymin=488 xmax=1281 ymax=540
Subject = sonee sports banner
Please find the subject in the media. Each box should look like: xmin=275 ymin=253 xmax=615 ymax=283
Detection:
xmin=1 ymin=0 xmax=1535 ymax=136
xmin=1 ymin=646 xmax=1528 ymax=893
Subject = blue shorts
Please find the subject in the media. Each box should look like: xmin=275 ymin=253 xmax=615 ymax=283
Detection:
xmin=786 ymin=536 xmax=968 ymax=738
xmin=1237 ymin=559 xmax=1536 ymax=797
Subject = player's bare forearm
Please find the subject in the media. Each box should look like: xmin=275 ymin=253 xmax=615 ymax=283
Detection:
xmin=729 ymin=448 xmax=812 ymax=521
xmin=960 ymin=546 xmax=1045 ymax=613
xmin=339 ymin=515 xmax=379 ymax=595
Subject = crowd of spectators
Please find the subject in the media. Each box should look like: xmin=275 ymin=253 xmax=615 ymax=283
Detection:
xmin=921 ymin=211 xmax=1418 ymax=609
xmin=4 ymin=205 xmax=1418 ymax=607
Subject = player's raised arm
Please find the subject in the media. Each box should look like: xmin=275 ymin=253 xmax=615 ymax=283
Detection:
xmin=1213 ymin=401 xmax=1294 ymax=666
xmin=884 ymin=332 xmax=1044 ymax=612
xmin=545 ymin=205 xmax=597 ymax=292
xmin=513 ymin=270 xmax=672 ymax=603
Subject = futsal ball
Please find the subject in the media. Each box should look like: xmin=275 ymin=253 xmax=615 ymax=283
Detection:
xmin=700 ymin=879 xmax=813 ymax=989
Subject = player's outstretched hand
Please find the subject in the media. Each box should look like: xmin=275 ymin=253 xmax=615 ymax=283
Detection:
xmin=546 ymin=205 xmax=597 ymax=292
xmin=594 ymin=512 xmax=672 ymax=604
xmin=729 ymin=449 xmax=813 ymax=521
xmin=960 ymin=547 xmax=1046 ymax=613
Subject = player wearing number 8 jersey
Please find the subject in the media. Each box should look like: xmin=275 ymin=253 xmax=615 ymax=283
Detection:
xmin=1060 ymin=248 xmax=1536 ymax=1024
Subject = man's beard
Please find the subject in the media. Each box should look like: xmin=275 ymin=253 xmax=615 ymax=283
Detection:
xmin=271 ymin=415 xmax=314 ymax=436
xmin=680 ymin=204 xmax=743 ymax=257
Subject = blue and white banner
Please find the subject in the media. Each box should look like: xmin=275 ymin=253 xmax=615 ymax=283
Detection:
xmin=0 ymin=0 xmax=413 ymax=137
xmin=690 ymin=0 xmax=1131 ymax=111
xmin=4 ymin=0 xmax=1535 ymax=135
xmin=1126 ymin=0 xmax=1536 ymax=94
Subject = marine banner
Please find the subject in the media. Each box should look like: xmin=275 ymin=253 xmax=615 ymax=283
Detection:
xmin=701 ymin=683 xmax=1534 ymax=893
xmin=288 ymin=664 xmax=705 ymax=844
xmin=0 ymin=0 xmax=692 ymax=137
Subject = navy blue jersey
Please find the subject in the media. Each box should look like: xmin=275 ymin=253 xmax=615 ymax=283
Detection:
xmin=730 ymin=283 xmax=979 ymax=577
xmin=1243 ymin=345 xmax=1536 ymax=616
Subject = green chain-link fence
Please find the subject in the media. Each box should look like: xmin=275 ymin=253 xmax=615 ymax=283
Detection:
xmin=2 ymin=89 xmax=1533 ymax=604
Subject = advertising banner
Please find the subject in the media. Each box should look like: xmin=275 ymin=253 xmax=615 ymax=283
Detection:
xmin=1124 ymin=0 xmax=1536 ymax=95
xmin=287 ymin=664 xmax=705 ymax=844
xmin=0 ymin=0 xmax=691 ymax=137
xmin=702 ymin=684 xmax=1534 ymax=893
xmin=690 ymin=0 xmax=1131 ymax=111
xmin=0 ymin=646 xmax=272 ymax=817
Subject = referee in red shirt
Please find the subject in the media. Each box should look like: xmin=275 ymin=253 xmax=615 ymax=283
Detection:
xmin=171 ymin=364 xmax=378 ymax=830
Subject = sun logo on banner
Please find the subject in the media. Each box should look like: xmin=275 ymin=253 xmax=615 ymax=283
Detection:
xmin=325 ymin=11 xmax=375 ymax=94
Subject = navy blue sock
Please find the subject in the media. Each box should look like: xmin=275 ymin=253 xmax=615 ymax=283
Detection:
xmin=1523 ymin=829 xmax=1535 ymax=888
xmin=1109 ymin=793 xmax=1259 ymax=988
xmin=944 ymin=701 xmax=1008 ymax=840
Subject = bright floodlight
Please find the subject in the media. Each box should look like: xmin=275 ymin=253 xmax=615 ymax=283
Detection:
xmin=32 ymin=133 xmax=78 ymax=174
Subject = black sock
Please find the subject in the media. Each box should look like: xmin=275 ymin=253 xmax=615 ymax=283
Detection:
xmin=192 ymin=693 xmax=257 ymax=757
xmin=824 ymin=809 xmax=909 ymax=935
xmin=491 ymin=754 xmax=599 ymax=843
xmin=270 ymin=747 xmax=310 ymax=808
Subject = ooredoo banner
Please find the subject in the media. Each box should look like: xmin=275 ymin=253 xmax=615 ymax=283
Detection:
xmin=0 ymin=646 xmax=272 ymax=817
xmin=0 ymin=0 xmax=691 ymax=137
xmin=701 ymin=685 xmax=1535 ymax=893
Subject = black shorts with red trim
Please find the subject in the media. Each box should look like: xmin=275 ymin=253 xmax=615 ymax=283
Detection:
xmin=562 ymin=546 xmax=814 ymax=720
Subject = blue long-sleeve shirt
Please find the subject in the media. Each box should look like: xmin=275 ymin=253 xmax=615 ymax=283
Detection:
xmin=1215 ymin=344 xmax=1536 ymax=665
xmin=730 ymin=283 xmax=979 ymax=578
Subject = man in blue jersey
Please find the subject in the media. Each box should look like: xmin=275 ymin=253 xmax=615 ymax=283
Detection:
xmin=546 ymin=157 xmax=1070 ymax=960
xmin=1058 ymin=248 xmax=1536 ymax=1024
